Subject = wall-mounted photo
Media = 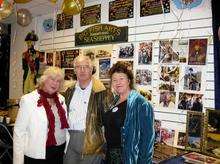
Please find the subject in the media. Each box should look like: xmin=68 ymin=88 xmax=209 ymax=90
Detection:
xmin=186 ymin=111 xmax=204 ymax=152
xmin=55 ymin=51 xmax=61 ymax=67
xmin=135 ymin=69 xmax=152 ymax=85
xmin=205 ymin=109 xmax=220 ymax=158
xmin=61 ymin=49 xmax=79 ymax=68
xmin=138 ymin=42 xmax=152 ymax=65
xmin=46 ymin=52 xmax=53 ymax=66
xmin=175 ymin=39 xmax=188 ymax=63
xmin=188 ymin=38 xmax=208 ymax=65
xmin=159 ymin=82 xmax=175 ymax=91
xmin=161 ymin=128 xmax=175 ymax=146
xmin=138 ymin=89 xmax=152 ymax=101
xmin=83 ymin=48 xmax=95 ymax=61
xmin=183 ymin=67 xmax=202 ymax=91
xmin=159 ymin=40 xmax=179 ymax=64
xmin=159 ymin=91 xmax=176 ymax=109
xmin=154 ymin=119 xmax=162 ymax=144
xmin=178 ymin=92 xmax=203 ymax=112
xmin=175 ymin=131 xmax=186 ymax=149
xmin=95 ymin=45 xmax=113 ymax=58
xmin=117 ymin=60 xmax=133 ymax=71
xmin=64 ymin=69 xmax=75 ymax=80
xmin=160 ymin=66 xmax=179 ymax=83
xmin=99 ymin=58 xmax=111 ymax=79
xmin=118 ymin=43 xmax=134 ymax=59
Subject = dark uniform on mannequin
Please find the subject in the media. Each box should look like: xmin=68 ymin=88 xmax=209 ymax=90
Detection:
xmin=22 ymin=31 xmax=40 ymax=94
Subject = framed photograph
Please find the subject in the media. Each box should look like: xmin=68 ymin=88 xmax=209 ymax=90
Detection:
xmin=46 ymin=52 xmax=53 ymax=66
xmin=55 ymin=51 xmax=61 ymax=67
xmin=159 ymin=40 xmax=179 ymax=64
xmin=204 ymin=109 xmax=220 ymax=158
xmin=99 ymin=58 xmax=111 ymax=79
xmin=183 ymin=66 xmax=202 ymax=91
xmin=186 ymin=111 xmax=204 ymax=152
xmin=161 ymin=128 xmax=175 ymax=146
xmin=61 ymin=49 xmax=79 ymax=68
xmin=159 ymin=91 xmax=176 ymax=109
xmin=138 ymin=89 xmax=152 ymax=101
xmin=135 ymin=69 xmax=152 ymax=86
xmin=64 ymin=69 xmax=75 ymax=80
xmin=154 ymin=119 xmax=162 ymax=143
xmin=178 ymin=92 xmax=203 ymax=111
xmin=118 ymin=43 xmax=134 ymax=59
xmin=160 ymin=66 xmax=179 ymax=84
xmin=188 ymin=38 xmax=208 ymax=65
xmin=174 ymin=131 xmax=187 ymax=149
xmin=182 ymin=152 xmax=220 ymax=164
xmin=138 ymin=42 xmax=152 ymax=65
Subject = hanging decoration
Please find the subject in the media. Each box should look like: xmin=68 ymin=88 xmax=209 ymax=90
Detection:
xmin=17 ymin=8 xmax=32 ymax=26
xmin=43 ymin=18 xmax=54 ymax=32
xmin=0 ymin=0 xmax=13 ymax=20
xmin=14 ymin=0 xmax=32 ymax=3
xmin=62 ymin=0 xmax=84 ymax=15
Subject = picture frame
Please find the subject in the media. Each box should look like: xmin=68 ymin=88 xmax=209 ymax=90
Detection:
xmin=204 ymin=109 xmax=220 ymax=158
xmin=185 ymin=111 xmax=204 ymax=152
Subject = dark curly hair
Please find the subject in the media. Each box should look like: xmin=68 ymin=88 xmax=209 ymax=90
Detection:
xmin=109 ymin=61 xmax=134 ymax=89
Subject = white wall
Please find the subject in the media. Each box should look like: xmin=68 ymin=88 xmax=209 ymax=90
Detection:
xmin=10 ymin=0 xmax=214 ymax=131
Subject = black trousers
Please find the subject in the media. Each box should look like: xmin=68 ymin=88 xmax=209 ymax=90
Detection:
xmin=24 ymin=143 xmax=65 ymax=164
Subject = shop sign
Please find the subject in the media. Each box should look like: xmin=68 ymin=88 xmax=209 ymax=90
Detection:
xmin=75 ymin=24 xmax=128 ymax=46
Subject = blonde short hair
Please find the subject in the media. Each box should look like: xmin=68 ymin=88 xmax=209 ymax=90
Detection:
xmin=37 ymin=66 xmax=64 ymax=91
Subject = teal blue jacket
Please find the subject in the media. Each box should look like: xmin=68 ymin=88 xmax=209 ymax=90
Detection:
xmin=121 ymin=90 xmax=155 ymax=164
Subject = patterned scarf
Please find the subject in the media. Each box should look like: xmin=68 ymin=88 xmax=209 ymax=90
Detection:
xmin=37 ymin=89 xmax=69 ymax=146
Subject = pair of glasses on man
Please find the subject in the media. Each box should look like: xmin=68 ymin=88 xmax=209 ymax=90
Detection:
xmin=74 ymin=65 xmax=91 ymax=70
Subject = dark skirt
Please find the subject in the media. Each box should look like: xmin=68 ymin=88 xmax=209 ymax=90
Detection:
xmin=105 ymin=148 xmax=123 ymax=164
xmin=24 ymin=143 xmax=65 ymax=164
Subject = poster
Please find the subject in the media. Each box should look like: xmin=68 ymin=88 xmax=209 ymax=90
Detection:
xmin=99 ymin=58 xmax=111 ymax=79
xmin=109 ymin=0 xmax=133 ymax=21
xmin=140 ymin=0 xmax=170 ymax=17
xmin=57 ymin=13 xmax=73 ymax=31
xmin=138 ymin=42 xmax=153 ymax=64
xmin=80 ymin=4 xmax=101 ymax=26
xmin=188 ymin=38 xmax=208 ymax=65
xmin=61 ymin=49 xmax=79 ymax=68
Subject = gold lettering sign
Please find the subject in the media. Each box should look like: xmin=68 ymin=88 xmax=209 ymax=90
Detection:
xmin=75 ymin=24 xmax=128 ymax=46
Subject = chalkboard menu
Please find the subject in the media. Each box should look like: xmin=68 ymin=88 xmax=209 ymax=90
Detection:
xmin=140 ymin=0 xmax=170 ymax=17
xmin=109 ymin=0 xmax=133 ymax=21
xmin=57 ymin=13 xmax=73 ymax=31
xmin=80 ymin=4 xmax=101 ymax=26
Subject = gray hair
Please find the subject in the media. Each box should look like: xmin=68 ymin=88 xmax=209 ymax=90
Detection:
xmin=73 ymin=55 xmax=93 ymax=68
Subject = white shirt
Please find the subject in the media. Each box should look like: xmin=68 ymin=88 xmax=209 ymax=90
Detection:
xmin=68 ymin=81 xmax=92 ymax=130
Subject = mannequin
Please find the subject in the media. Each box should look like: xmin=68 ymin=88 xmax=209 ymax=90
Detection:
xmin=22 ymin=31 xmax=40 ymax=94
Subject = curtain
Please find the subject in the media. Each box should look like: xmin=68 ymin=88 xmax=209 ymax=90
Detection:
xmin=211 ymin=0 xmax=220 ymax=109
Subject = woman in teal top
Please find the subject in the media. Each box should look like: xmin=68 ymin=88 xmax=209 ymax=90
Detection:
xmin=103 ymin=62 xmax=155 ymax=164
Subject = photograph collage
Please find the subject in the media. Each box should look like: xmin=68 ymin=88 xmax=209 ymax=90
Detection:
xmin=39 ymin=37 xmax=213 ymax=157
xmin=40 ymin=38 xmax=208 ymax=113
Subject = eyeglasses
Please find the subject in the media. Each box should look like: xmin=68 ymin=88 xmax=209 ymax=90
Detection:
xmin=74 ymin=65 xmax=91 ymax=71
